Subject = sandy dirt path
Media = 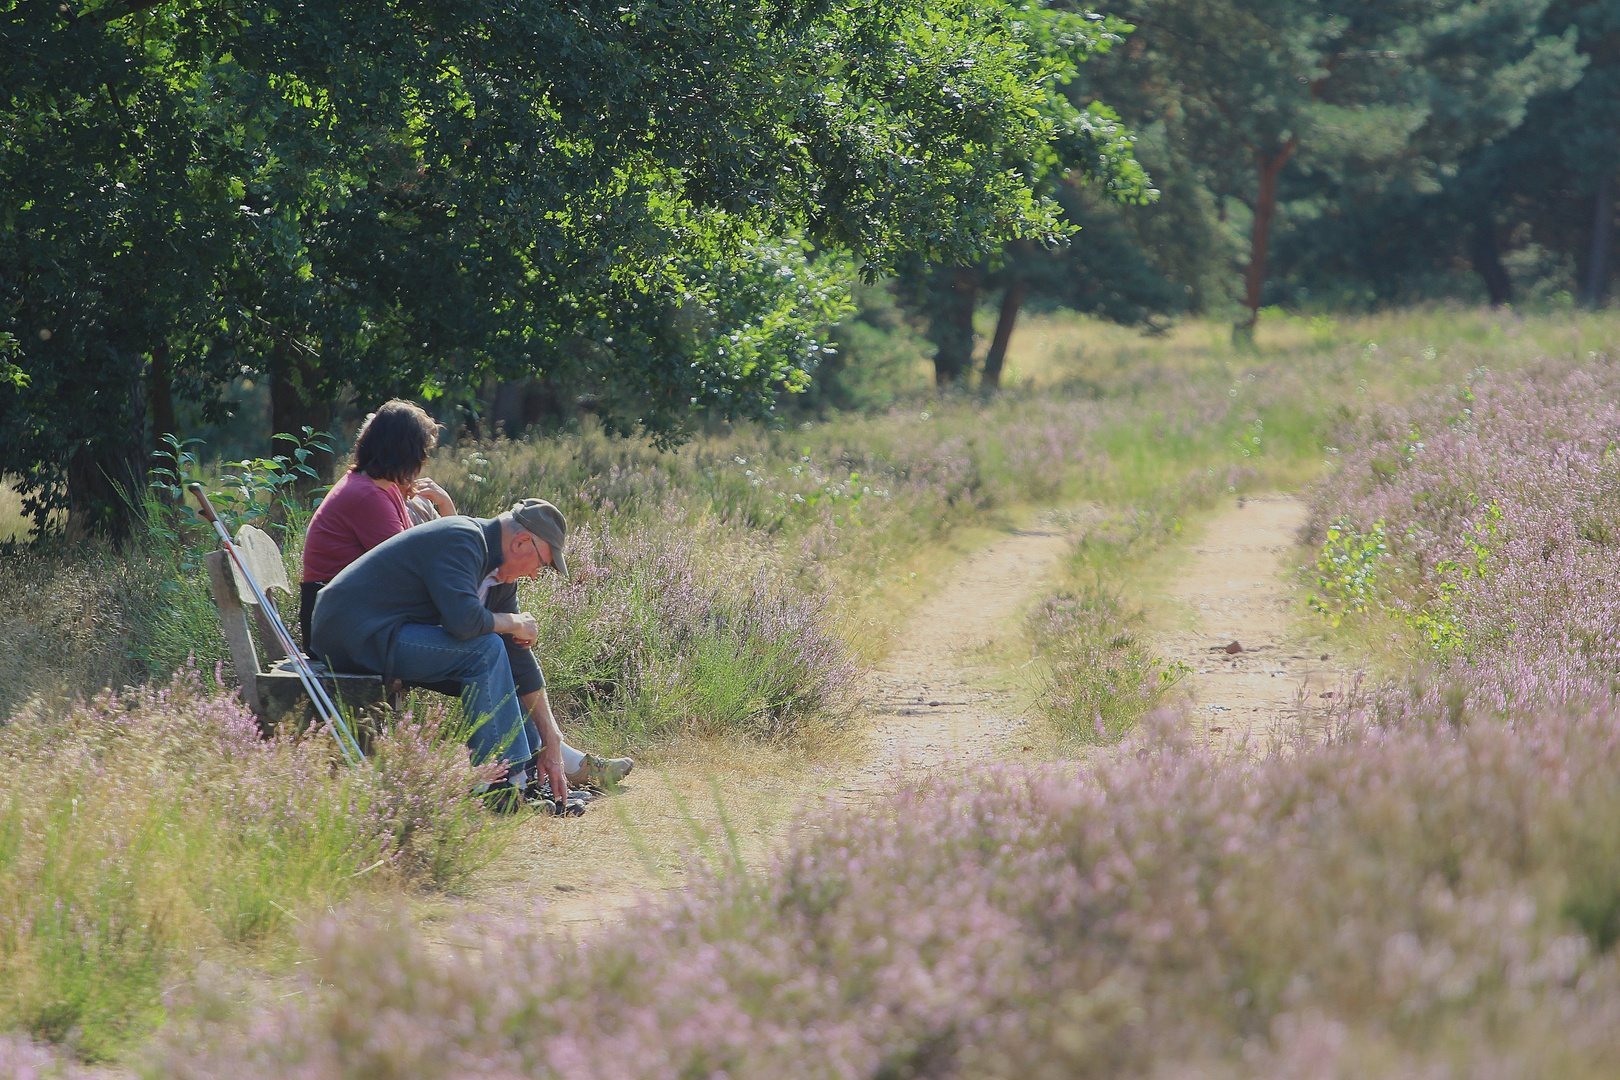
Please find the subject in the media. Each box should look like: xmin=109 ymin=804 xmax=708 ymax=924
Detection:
xmin=438 ymin=499 xmax=1334 ymax=939
xmin=451 ymin=510 xmax=1090 ymax=937
xmin=841 ymin=510 xmax=1090 ymax=793
xmin=1156 ymin=494 xmax=1337 ymax=745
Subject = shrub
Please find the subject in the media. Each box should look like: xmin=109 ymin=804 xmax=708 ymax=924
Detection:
xmin=0 ymin=670 xmax=495 ymax=1060
xmin=154 ymin=705 xmax=1620 ymax=1078
xmin=521 ymin=522 xmax=857 ymax=750
xmin=1028 ymin=587 xmax=1187 ymax=743
xmin=1305 ymin=357 xmax=1620 ymax=717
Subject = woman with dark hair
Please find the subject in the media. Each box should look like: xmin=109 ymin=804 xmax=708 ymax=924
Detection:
xmin=299 ymin=400 xmax=634 ymax=792
xmin=298 ymin=399 xmax=455 ymax=646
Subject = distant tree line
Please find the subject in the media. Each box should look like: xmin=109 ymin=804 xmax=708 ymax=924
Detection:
xmin=901 ymin=0 xmax=1614 ymax=387
xmin=5 ymin=0 xmax=1615 ymax=533
xmin=0 ymin=0 xmax=1149 ymax=536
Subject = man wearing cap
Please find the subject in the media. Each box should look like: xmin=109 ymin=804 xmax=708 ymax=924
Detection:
xmin=310 ymin=498 xmax=628 ymax=809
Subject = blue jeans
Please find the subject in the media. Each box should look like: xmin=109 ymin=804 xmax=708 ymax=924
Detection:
xmin=391 ymin=624 xmax=539 ymax=773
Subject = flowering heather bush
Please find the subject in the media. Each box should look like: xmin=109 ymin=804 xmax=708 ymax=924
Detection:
xmin=157 ymin=706 xmax=1620 ymax=1078
xmin=1305 ymin=357 xmax=1620 ymax=717
xmin=0 ymin=670 xmax=494 ymax=1060
xmin=520 ymin=520 xmax=856 ymax=749
xmin=0 ymin=1035 xmax=84 ymax=1080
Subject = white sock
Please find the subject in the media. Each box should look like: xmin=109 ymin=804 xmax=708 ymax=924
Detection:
xmin=508 ymin=764 xmax=528 ymax=789
xmin=561 ymin=743 xmax=586 ymax=775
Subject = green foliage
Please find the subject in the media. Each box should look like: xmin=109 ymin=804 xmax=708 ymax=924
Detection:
xmin=149 ymin=428 xmax=332 ymax=543
xmin=1076 ymin=0 xmax=1583 ymax=322
xmin=1307 ymin=519 xmax=1391 ymax=627
xmin=798 ymin=279 xmax=936 ymax=412
xmin=1407 ymin=501 xmax=1500 ymax=654
xmin=1307 ymin=502 xmax=1504 ymax=654
xmin=1030 ymin=585 xmax=1190 ymax=744
xmin=0 ymin=333 xmax=24 ymax=389
xmin=2 ymin=0 xmax=1106 ymax=532
xmin=1279 ymin=0 xmax=1619 ymax=308
xmin=874 ymin=0 xmax=1160 ymax=385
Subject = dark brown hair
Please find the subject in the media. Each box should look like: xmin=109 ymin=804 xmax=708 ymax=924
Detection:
xmin=352 ymin=399 xmax=438 ymax=485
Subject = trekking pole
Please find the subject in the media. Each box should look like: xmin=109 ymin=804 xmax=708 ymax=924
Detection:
xmin=189 ymin=483 xmax=365 ymax=766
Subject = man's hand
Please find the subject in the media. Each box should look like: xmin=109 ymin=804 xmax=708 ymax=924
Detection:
xmin=520 ymin=688 xmax=571 ymax=803
xmin=536 ymin=738 xmax=569 ymax=803
xmin=410 ymin=476 xmax=457 ymax=516
xmin=492 ymin=612 xmax=540 ymax=648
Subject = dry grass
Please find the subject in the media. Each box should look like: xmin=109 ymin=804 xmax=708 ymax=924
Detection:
xmin=0 ymin=476 xmax=25 ymax=542
xmin=1000 ymin=304 xmax=1620 ymax=392
xmin=415 ymin=732 xmax=851 ymax=938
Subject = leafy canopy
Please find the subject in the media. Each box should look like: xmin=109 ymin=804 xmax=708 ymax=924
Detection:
xmin=2 ymin=0 xmax=1113 ymax=530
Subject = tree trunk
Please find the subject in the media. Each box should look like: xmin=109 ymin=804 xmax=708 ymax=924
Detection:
xmin=930 ymin=265 xmax=981 ymax=387
xmin=488 ymin=379 xmax=527 ymax=439
xmin=148 ymin=342 xmax=176 ymax=442
xmin=1469 ymin=212 xmax=1513 ymax=308
xmin=268 ymin=344 xmax=334 ymax=483
xmin=1586 ymin=171 xmax=1615 ymax=309
xmin=1235 ymin=141 xmax=1297 ymax=341
xmin=982 ymin=278 xmax=1027 ymax=391
xmin=67 ymin=370 xmax=146 ymax=542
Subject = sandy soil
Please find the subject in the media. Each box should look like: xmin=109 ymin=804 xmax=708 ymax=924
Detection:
xmin=1156 ymin=494 xmax=1339 ymax=747
xmin=432 ymin=510 xmax=1091 ymax=939
xmin=433 ymin=496 xmax=1334 ymax=940
xmin=844 ymin=509 xmax=1091 ymax=793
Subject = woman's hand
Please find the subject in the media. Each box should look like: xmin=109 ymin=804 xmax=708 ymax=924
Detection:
xmin=411 ymin=476 xmax=457 ymax=516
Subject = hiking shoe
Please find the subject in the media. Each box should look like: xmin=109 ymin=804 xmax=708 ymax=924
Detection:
xmin=482 ymin=782 xmax=587 ymax=817
xmin=568 ymin=753 xmax=634 ymax=790
xmin=533 ymin=794 xmax=588 ymax=817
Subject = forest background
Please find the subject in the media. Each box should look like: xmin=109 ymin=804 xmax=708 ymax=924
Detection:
xmin=3 ymin=0 xmax=1617 ymax=537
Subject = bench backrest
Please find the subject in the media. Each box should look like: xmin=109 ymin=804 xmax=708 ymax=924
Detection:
xmin=203 ymin=524 xmax=294 ymax=715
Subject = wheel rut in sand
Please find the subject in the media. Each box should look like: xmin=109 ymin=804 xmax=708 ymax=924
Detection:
xmin=444 ymin=498 xmax=1331 ymax=939
xmin=843 ymin=508 xmax=1096 ymax=794
xmin=1155 ymin=494 xmax=1340 ymax=746
xmin=500 ymin=509 xmax=1092 ymax=935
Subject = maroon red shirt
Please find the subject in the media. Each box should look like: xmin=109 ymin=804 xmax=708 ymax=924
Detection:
xmin=301 ymin=471 xmax=411 ymax=582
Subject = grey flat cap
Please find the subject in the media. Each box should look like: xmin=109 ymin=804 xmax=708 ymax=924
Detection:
xmin=510 ymin=498 xmax=568 ymax=579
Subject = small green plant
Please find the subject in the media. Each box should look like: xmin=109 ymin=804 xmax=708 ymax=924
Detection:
xmin=1307 ymin=519 xmax=1390 ymax=627
xmin=1029 ymin=587 xmax=1192 ymax=745
xmin=1406 ymin=501 xmax=1500 ymax=654
xmin=149 ymin=428 xmax=333 ymax=545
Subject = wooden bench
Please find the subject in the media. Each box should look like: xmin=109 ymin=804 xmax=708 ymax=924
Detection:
xmin=203 ymin=524 xmax=394 ymax=742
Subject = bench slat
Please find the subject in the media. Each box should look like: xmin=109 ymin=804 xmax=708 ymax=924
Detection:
xmin=205 ymin=549 xmax=262 ymax=714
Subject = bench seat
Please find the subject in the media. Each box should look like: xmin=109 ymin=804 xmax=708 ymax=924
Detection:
xmin=203 ymin=537 xmax=395 ymax=746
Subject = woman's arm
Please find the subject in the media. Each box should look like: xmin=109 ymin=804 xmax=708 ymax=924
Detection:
xmin=410 ymin=477 xmax=457 ymax=517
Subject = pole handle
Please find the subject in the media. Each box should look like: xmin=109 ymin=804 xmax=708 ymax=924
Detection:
xmin=187 ymin=483 xmax=220 ymax=525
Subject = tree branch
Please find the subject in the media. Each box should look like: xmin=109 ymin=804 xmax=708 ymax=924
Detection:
xmin=88 ymin=0 xmax=170 ymax=25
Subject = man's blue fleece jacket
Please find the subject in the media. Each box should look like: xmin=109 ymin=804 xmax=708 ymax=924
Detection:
xmin=310 ymin=515 xmax=544 ymax=693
